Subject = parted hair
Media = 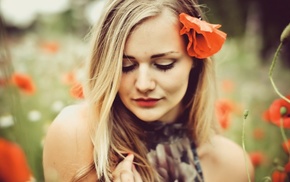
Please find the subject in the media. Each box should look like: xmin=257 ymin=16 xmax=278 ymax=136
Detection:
xmin=74 ymin=0 xmax=220 ymax=181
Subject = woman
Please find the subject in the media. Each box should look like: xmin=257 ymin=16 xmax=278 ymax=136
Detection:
xmin=43 ymin=0 xmax=254 ymax=181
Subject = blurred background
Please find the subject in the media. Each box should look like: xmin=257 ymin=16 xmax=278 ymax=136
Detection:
xmin=0 ymin=0 xmax=289 ymax=181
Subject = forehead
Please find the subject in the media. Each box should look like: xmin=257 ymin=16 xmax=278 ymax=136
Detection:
xmin=124 ymin=9 xmax=185 ymax=57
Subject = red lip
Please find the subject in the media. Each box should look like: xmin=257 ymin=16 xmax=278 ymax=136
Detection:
xmin=134 ymin=98 xmax=160 ymax=107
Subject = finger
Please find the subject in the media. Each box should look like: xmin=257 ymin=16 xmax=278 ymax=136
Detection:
xmin=113 ymin=154 xmax=135 ymax=181
xmin=113 ymin=169 xmax=134 ymax=182
xmin=116 ymin=154 xmax=134 ymax=170
xmin=120 ymin=169 xmax=134 ymax=182
xmin=132 ymin=165 xmax=142 ymax=182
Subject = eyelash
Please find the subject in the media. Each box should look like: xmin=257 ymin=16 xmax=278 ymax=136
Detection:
xmin=154 ymin=61 xmax=175 ymax=72
xmin=122 ymin=64 xmax=137 ymax=73
xmin=122 ymin=61 xmax=176 ymax=73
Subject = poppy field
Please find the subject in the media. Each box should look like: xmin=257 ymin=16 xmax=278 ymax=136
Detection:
xmin=1 ymin=1 xmax=290 ymax=181
xmin=215 ymin=32 xmax=290 ymax=181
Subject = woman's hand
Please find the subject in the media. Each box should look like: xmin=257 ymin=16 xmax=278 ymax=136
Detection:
xmin=112 ymin=154 xmax=142 ymax=182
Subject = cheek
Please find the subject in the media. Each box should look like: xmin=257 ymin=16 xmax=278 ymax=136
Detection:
xmin=118 ymin=75 xmax=132 ymax=97
xmin=160 ymin=70 xmax=190 ymax=96
xmin=164 ymin=79 xmax=189 ymax=96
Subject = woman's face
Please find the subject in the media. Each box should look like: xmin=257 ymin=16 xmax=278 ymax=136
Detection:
xmin=118 ymin=10 xmax=193 ymax=123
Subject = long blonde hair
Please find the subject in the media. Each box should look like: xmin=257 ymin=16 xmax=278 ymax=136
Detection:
xmin=78 ymin=0 xmax=219 ymax=181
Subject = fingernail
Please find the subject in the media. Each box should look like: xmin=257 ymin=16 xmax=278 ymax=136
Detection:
xmin=126 ymin=153 xmax=134 ymax=162
xmin=127 ymin=153 xmax=134 ymax=158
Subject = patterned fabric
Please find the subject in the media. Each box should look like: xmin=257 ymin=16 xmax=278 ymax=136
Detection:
xmin=139 ymin=120 xmax=204 ymax=182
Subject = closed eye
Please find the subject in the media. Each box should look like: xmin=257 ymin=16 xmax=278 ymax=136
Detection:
xmin=122 ymin=64 xmax=137 ymax=73
xmin=154 ymin=61 xmax=176 ymax=71
xmin=122 ymin=56 xmax=137 ymax=73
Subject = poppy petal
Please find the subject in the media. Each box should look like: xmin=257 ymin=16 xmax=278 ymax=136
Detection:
xmin=179 ymin=13 xmax=227 ymax=59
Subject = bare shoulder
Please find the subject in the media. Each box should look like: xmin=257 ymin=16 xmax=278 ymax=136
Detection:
xmin=198 ymin=135 xmax=254 ymax=182
xmin=43 ymin=102 xmax=96 ymax=181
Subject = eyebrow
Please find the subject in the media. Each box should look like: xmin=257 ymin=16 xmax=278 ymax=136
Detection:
xmin=123 ymin=51 xmax=178 ymax=59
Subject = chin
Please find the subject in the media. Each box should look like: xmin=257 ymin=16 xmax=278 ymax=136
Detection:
xmin=134 ymin=114 xmax=161 ymax=122
xmin=137 ymin=117 xmax=159 ymax=122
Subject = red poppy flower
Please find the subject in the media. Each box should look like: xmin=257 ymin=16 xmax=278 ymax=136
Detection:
xmin=11 ymin=73 xmax=36 ymax=94
xmin=282 ymin=139 xmax=290 ymax=154
xmin=61 ymin=71 xmax=77 ymax=85
xmin=215 ymin=99 xmax=235 ymax=130
xmin=252 ymin=128 xmax=265 ymax=140
xmin=70 ymin=82 xmax=84 ymax=99
xmin=0 ymin=138 xmax=32 ymax=181
xmin=262 ymin=111 xmax=271 ymax=124
xmin=284 ymin=161 xmax=290 ymax=172
xmin=263 ymin=96 xmax=290 ymax=128
xmin=40 ymin=41 xmax=60 ymax=54
xmin=272 ymin=170 xmax=287 ymax=182
xmin=179 ymin=13 xmax=227 ymax=59
xmin=248 ymin=151 xmax=266 ymax=167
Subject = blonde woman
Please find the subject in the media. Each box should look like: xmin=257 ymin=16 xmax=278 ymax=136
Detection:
xmin=43 ymin=0 xmax=254 ymax=181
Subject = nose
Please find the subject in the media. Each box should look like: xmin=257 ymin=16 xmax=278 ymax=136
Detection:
xmin=135 ymin=67 xmax=155 ymax=93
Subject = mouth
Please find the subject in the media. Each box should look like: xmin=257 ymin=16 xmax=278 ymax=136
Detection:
xmin=133 ymin=98 xmax=161 ymax=107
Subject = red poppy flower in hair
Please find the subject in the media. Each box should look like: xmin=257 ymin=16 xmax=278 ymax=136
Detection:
xmin=179 ymin=13 xmax=227 ymax=59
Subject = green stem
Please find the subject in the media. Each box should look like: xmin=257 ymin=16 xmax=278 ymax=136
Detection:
xmin=269 ymin=42 xmax=290 ymax=104
xmin=269 ymin=78 xmax=290 ymax=103
xmin=269 ymin=42 xmax=283 ymax=76
xmin=242 ymin=110 xmax=251 ymax=182
xmin=280 ymin=118 xmax=290 ymax=162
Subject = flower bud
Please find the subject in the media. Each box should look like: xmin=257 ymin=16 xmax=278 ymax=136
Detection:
xmin=280 ymin=23 xmax=290 ymax=43
xmin=243 ymin=110 xmax=249 ymax=119
xmin=280 ymin=106 xmax=287 ymax=116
